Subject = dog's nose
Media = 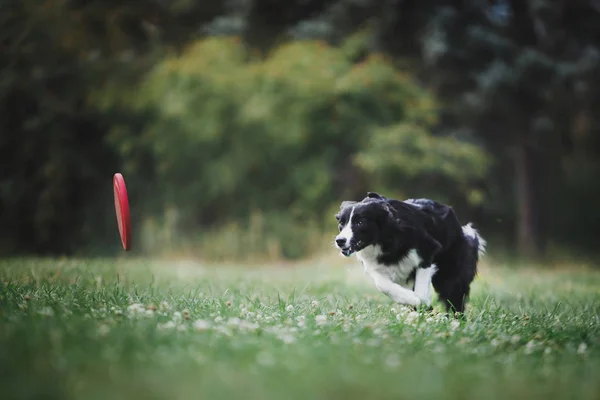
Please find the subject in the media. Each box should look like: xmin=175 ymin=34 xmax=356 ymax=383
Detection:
xmin=335 ymin=237 xmax=347 ymax=247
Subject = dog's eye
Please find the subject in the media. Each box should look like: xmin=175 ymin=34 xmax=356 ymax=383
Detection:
xmin=356 ymin=220 xmax=364 ymax=226
xmin=338 ymin=224 xmax=343 ymax=232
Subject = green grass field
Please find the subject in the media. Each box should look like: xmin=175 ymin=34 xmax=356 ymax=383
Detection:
xmin=1 ymin=257 xmax=599 ymax=400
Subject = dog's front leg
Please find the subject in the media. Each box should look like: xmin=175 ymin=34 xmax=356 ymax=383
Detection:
xmin=414 ymin=264 xmax=438 ymax=307
xmin=369 ymin=271 xmax=421 ymax=307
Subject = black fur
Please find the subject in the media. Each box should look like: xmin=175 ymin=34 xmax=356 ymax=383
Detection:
xmin=335 ymin=192 xmax=484 ymax=313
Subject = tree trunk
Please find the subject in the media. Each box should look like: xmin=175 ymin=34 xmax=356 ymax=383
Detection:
xmin=515 ymin=140 xmax=541 ymax=258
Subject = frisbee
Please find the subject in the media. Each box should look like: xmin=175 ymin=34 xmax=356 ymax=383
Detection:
xmin=113 ymin=173 xmax=132 ymax=251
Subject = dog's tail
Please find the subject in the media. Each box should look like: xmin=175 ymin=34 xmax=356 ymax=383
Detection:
xmin=462 ymin=222 xmax=487 ymax=259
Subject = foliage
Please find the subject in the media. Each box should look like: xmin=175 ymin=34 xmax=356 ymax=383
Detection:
xmin=4 ymin=0 xmax=600 ymax=260
xmin=1 ymin=258 xmax=599 ymax=399
xmin=96 ymin=37 xmax=489 ymax=259
xmin=206 ymin=0 xmax=600 ymax=257
xmin=0 ymin=0 xmax=230 ymax=256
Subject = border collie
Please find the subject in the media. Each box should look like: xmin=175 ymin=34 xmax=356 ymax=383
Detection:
xmin=334 ymin=192 xmax=486 ymax=313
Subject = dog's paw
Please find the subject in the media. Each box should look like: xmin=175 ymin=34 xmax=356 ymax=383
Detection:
xmin=420 ymin=304 xmax=434 ymax=312
xmin=415 ymin=295 xmax=432 ymax=308
xmin=409 ymin=303 xmax=434 ymax=313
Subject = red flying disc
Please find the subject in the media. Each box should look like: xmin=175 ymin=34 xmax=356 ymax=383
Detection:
xmin=113 ymin=173 xmax=132 ymax=251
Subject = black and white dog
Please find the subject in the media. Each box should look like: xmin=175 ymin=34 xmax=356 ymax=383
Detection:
xmin=334 ymin=192 xmax=486 ymax=313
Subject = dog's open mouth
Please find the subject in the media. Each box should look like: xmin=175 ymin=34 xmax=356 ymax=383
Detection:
xmin=340 ymin=248 xmax=355 ymax=257
xmin=339 ymin=241 xmax=364 ymax=257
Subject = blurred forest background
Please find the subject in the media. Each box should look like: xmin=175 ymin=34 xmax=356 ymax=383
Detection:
xmin=2 ymin=0 xmax=600 ymax=263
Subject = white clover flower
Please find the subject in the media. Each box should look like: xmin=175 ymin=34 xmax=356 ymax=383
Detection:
xmin=544 ymin=347 xmax=552 ymax=355
xmin=172 ymin=311 xmax=183 ymax=324
xmin=311 ymin=300 xmax=319 ymax=308
xmin=214 ymin=326 xmax=232 ymax=337
xmin=296 ymin=316 xmax=306 ymax=327
xmin=432 ymin=345 xmax=444 ymax=354
xmin=510 ymin=335 xmax=521 ymax=344
xmin=458 ymin=337 xmax=471 ymax=345
xmin=127 ymin=303 xmax=145 ymax=314
xmin=256 ymin=351 xmax=275 ymax=367
xmin=577 ymin=342 xmax=588 ymax=355
xmin=238 ymin=320 xmax=260 ymax=332
xmin=286 ymin=304 xmax=294 ymax=312
xmin=449 ymin=319 xmax=460 ymax=331
xmin=193 ymin=319 xmax=211 ymax=332
xmin=278 ymin=334 xmax=296 ymax=344
xmin=158 ymin=321 xmax=177 ymax=330
xmin=315 ymin=315 xmax=327 ymax=326
xmin=384 ymin=354 xmax=401 ymax=368
xmin=404 ymin=311 xmax=419 ymax=324
xmin=38 ymin=307 xmax=54 ymax=317
xmin=159 ymin=301 xmax=170 ymax=311
xmin=97 ymin=324 xmax=110 ymax=336
xmin=524 ymin=340 xmax=536 ymax=354
xmin=491 ymin=338 xmax=502 ymax=347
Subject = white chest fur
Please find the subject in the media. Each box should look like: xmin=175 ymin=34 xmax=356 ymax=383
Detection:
xmin=355 ymin=246 xmax=434 ymax=307
xmin=356 ymin=246 xmax=421 ymax=288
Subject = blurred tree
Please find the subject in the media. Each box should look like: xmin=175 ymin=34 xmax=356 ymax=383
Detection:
xmin=94 ymin=37 xmax=488 ymax=258
xmin=0 ymin=0 xmax=227 ymax=255
xmin=3 ymin=0 xmax=600 ymax=260
xmin=220 ymin=0 xmax=600 ymax=258
xmin=413 ymin=0 xmax=600 ymax=258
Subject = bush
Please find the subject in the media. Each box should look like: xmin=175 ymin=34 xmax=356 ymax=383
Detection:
xmin=97 ymin=36 xmax=490 ymax=261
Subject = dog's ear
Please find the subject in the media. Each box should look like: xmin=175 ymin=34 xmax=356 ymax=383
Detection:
xmin=335 ymin=201 xmax=356 ymax=221
xmin=366 ymin=192 xmax=385 ymax=200
xmin=373 ymin=200 xmax=395 ymax=223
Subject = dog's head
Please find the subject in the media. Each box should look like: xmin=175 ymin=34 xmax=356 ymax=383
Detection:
xmin=334 ymin=195 xmax=393 ymax=257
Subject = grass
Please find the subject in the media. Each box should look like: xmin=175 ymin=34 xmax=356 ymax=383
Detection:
xmin=0 ymin=257 xmax=599 ymax=400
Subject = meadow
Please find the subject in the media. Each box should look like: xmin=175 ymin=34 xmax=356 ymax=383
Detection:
xmin=1 ymin=256 xmax=599 ymax=400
